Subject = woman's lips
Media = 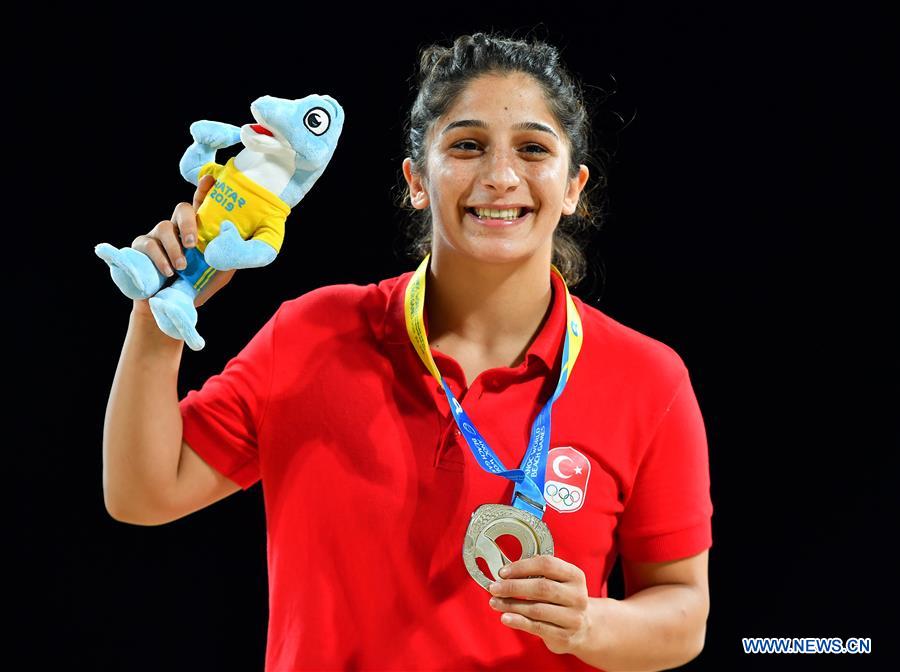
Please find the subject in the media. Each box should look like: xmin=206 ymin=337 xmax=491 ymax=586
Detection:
xmin=465 ymin=209 xmax=533 ymax=227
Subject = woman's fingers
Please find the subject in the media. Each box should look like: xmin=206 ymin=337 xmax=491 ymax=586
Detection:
xmin=129 ymin=174 xmax=218 ymax=281
xmin=154 ymin=217 xmax=189 ymax=271
xmin=192 ymin=174 xmax=216 ymax=212
xmin=169 ymin=175 xmax=213 ymax=250
xmin=132 ymin=231 xmax=176 ymax=277
xmin=170 ymin=200 xmax=198 ymax=253
xmin=168 ymin=174 xmax=211 ymax=252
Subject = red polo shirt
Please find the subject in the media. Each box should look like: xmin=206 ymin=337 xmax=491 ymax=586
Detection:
xmin=179 ymin=267 xmax=714 ymax=671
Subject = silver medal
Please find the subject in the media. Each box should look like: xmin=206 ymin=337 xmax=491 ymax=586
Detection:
xmin=462 ymin=503 xmax=555 ymax=590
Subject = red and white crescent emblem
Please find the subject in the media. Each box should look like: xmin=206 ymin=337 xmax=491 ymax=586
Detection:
xmin=543 ymin=446 xmax=591 ymax=513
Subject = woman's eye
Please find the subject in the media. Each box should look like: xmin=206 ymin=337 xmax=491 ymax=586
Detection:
xmin=451 ymin=141 xmax=548 ymax=154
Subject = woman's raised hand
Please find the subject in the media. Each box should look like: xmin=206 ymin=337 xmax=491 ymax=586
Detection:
xmin=132 ymin=175 xmax=236 ymax=315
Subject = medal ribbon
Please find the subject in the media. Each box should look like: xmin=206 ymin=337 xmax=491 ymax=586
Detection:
xmin=404 ymin=252 xmax=584 ymax=519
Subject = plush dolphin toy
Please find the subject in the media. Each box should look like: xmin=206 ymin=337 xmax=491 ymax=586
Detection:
xmin=95 ymin=94 xmax=345 ymax=351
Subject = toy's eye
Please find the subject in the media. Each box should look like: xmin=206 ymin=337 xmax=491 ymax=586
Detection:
xmin=304 ymin=107 xmax=331 ymax=136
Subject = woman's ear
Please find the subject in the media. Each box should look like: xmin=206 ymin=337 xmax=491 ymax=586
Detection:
xmin=403 ymin=157 xmax=430 ymax=210
xmin=561 ymin=164 xmax=590 ymax=215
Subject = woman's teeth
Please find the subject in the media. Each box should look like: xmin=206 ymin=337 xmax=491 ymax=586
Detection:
xmin=471 ymin=207 xmax=524 ymax=219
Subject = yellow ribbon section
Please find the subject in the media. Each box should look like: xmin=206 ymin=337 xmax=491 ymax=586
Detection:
xmin=404 ymin=252 xmax=583 ymax=388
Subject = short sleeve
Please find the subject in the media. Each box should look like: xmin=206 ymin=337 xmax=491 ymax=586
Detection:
xmin=197 ymin=161 xmax=224 ymax=181
xmin=616 ymin=370 xmax=714 ymax=562
xmin=178 ymin=305 xmax=281 ymax=490
xmin=252 ymin=215 xmax=286 ymax=254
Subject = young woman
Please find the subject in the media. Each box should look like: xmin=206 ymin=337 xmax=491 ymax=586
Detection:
xmin=103 ymin=32 xmax=713 ymax=672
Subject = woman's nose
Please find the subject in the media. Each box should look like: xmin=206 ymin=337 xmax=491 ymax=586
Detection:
xmin=480 ymin=149 xmax=521 ymax=191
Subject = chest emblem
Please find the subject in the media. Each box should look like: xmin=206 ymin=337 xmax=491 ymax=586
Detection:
xmin=543 ymin=446 xmax=591 ymax=513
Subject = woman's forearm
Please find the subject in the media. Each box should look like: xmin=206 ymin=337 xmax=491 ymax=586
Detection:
xmin=573 ymin=585 xmax=709 ymax=672
xmin=102 ymin=303 xmax=185 ymax=522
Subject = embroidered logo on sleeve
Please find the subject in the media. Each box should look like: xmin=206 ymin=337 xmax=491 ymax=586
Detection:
xmin=543 ymin=446 xmax=591 ymax=513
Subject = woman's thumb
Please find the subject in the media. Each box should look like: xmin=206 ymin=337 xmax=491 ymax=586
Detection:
xmin=193 ymin=174 xmax=216 ymax=211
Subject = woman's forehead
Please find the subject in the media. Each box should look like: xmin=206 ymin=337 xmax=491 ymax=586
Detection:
xmin=451 ymin=73 xmax=546 ymax=110
xmin=439 ymin=76 xmax=560 ymax=134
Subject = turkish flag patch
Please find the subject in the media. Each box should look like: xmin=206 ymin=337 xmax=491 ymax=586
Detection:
xmin=543 ymin=446 xmax=591 ymax=513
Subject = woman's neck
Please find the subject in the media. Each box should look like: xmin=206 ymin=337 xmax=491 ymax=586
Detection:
xmin=424 ymin=246 xmax=554 ymax=356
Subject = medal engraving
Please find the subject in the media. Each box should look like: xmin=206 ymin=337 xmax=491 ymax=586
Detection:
xmin=463 ymin=503 xmax=554 ymax=590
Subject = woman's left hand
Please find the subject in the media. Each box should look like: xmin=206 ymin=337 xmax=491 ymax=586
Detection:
xmin=487 ymin=554 xmax=596 ymax=655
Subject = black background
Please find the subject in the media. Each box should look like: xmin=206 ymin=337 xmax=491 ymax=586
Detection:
xmin=17 ymin=3 xmax=895 ymax=670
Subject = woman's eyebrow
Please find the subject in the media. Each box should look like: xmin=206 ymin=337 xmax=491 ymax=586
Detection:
xmin=441 ymin=119 xmax=559 ymax=140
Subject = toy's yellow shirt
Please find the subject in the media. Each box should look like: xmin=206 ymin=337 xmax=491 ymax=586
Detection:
xmin=194 ymin=157 xmax=291 ymax=254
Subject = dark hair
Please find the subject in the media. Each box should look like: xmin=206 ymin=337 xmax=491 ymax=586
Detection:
xmin=395 ymin=30 xmax=613 ymax=289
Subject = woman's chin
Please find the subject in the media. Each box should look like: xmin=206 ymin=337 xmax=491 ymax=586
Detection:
xmin=458 ymin=240 xmax=536 ymax=264
xmin=435 ymin=223 xmax=546 ymax=264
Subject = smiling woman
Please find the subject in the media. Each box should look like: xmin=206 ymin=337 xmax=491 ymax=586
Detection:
xmin=403 ymin=72 xmax=588 ymax=271
xmin=108 ymin=29 xmax=713 ymax=672
xmin=389 ymin=31 xmax=713 ymax=671
xmin=397 ymin=33 xmax=608 ymax=290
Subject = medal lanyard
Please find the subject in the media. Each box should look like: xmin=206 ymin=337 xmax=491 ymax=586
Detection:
xmin=404 ymin=252 xmax=584 ymax=520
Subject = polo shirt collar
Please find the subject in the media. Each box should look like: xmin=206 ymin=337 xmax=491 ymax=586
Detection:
xmin=381 ymin=265 xmax=569 ymax=374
